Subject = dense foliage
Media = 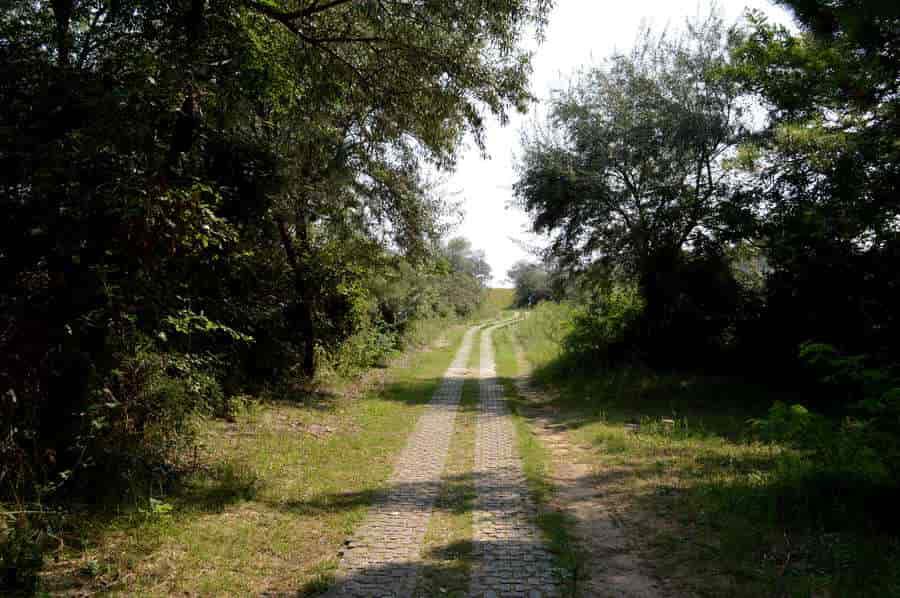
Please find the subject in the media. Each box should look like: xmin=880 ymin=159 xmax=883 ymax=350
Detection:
xmin=0 ymin=1 xmax=545 ymax=576
xmin=515 ymin=3 xmax=900 ymax=590
xmin=515 ymin=14 xmax=754 ymax=364
xmin=506 ymin=260 xmax=553 ymax=307
xmin=517 ymin=2 xmax=899 ymax=376
xmin=728 ymin=2 xmax=900 ymax=368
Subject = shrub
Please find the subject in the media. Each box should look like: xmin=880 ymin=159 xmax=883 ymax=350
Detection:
xmin=0 ymin=518 xmax=44 ymax=594
xmin=0 ymin=507 xmax=64 ymax=596
xmin=752 ymin=344 xmax=900 ymax=532
xmin=563 ymin=282 xmax=645 ymax=365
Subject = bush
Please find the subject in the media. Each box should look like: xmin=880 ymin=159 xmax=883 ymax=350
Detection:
xmin=563 ymin=282 xmax=644 ymax=364
xmin=0 ymin=519 xmax=44 ymax=594
xmin=0 ymin=507 xmax=65 ymax=596
xmin=751 ymin=344 xmax=900 ymax=535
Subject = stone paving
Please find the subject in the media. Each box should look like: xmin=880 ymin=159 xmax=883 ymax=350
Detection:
xmin=469 ymin=323 xmax=559 ymax=598
xmin=327 ymin=326 xmax=477 ymax=598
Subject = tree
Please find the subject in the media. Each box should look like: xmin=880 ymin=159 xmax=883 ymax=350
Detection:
xmin=239 ymin=0 xmax=548 ymax=374
xmin=515 ymin=13 xmax=745 ymax=349
xmin=728 ymin=1 xmax=900 ymax=361
xmin=0 ymin=0 xmax=549 ymax=502
xmin=444 ymin=237 xmax=492 ymax=287
xmin=507 ymin=260 xmax=552 ymax=307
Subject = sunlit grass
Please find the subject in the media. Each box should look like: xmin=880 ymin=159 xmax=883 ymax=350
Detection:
xmin=43 ymin=326 xmax=471 ymax=596
xmin=491 ymin=325 xmax=581 ymax=595
xmin=469 ymin=288 xmax=516 ymax=322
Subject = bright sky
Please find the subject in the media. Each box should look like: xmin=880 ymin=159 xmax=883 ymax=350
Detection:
xmin=446 ymin=0 xmax=795 ymax=287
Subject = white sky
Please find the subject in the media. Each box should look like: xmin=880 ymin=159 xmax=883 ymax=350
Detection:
xmin=445 ymin=0 xmax=795 ymax=287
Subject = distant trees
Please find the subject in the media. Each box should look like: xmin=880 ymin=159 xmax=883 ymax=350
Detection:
xmin=507 ymin=261 xmax=553 ymax=307
xmin=445 ymin=237 xmax=493 ymax=288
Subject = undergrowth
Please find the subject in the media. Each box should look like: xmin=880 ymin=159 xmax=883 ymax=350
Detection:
xmin=11 ymin=325 xmax=472 ymax=595
xmin=510 ymin=302 xmax=900 ymax=597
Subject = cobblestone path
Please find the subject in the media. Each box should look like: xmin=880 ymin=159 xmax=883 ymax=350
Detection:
xmin=470 ymin=323 xmax=559 ymax=598
xmin=327 ymin=326 xmax=477 ymax=598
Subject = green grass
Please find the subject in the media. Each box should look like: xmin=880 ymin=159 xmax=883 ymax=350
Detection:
xmin=508 ymin=305 xmax=900 ymax=597
xmin=414 ymin=329 xmax=481 ymax=597
xmin=490 ymin=324 xmax=581 ymax=595
xmin=40 ymin=325 xmax=472 ymax=596
xmin=470 ymin=288 xmax=516 ymax=322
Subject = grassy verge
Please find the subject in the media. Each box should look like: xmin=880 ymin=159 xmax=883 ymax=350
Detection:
xmin=414 ymin=329 xmax=481 ymax=597
xmin=491 ymin=324 xmax=581 ymax=595
xmin=470 ymin=288 xmax=515 ymax=322
xmin=40 ymin=325 xmax=470 ymax=596
xmin=510 ymin=304 xmax=900 ymax=597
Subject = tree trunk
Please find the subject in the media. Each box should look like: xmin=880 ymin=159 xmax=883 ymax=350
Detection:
xmin=638 ymin=248 xmax=681 ymax=361
xmin=51 ymin=0 xmax=73 ymax=68
xmin=276 ymin=208 xmax=317 ymax=379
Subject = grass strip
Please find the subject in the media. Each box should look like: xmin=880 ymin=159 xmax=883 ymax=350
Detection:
xmin=413 ymin=328 xmax=481 ymax=597
xmin=490 ymin=325 xmax=582 ymax=596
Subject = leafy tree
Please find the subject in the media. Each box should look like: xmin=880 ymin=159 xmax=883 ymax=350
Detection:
xmin=507 ymin=260 xmax=553 ymax=307
xmin=445 ymin=237 xmax=492 ymax=287
xmin=728 ymin=1 xmax=900 ymax=363
xmin=0 ymin=0 xmax=549 ymax=508
xmin=515 ymin=13 xmax=746 ymax=356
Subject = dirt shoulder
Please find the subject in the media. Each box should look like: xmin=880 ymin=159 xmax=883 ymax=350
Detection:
xmin=512 ymin=346 xmax=671 ymax=598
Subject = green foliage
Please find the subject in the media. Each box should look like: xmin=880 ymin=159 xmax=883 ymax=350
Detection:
xmin=751 ymin=402 xmax=827 ymax=447
xmin=513 ymin=302 xmax=900 ymax=596
xmin=1 ymin=0 xmax=546 ymax=527
xmin=0 ymin=519 xmax=44 ymax=594
xmin=515 ymin=13 xmax=759 ymax=364
xmin=562 ymin=283 xmax=644 ymax=364
xmin=516 ymin=12 xmax=742 ymax=276
xmin=506 ymin=260 xmax=553 ymax=307
xmin=161 ymin=311 xmax=253 ymax=345
xmin=745 ymin=342 xmax=900 ymax=552
xmin=726 ymin=4 xmax=900 ymax=364
xmin=507 ymin=5 xmax=900 ymax=592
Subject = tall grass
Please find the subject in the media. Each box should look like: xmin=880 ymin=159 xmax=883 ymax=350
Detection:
xmin=514 ymin=301 xmax=575 ymax=376
xmin=469 ymin=288 xmax=515 ymax=322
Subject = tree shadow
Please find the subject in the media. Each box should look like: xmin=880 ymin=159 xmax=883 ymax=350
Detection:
xmin=171 ymin=374 xmax=473 ymax=517
xmin=515 ymin=358 xmax=806 ymax=442
xmin=270 ymin=468 xmax=529 ymax=519
xmin=293 ymin=538 xmax=564 ymax=597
